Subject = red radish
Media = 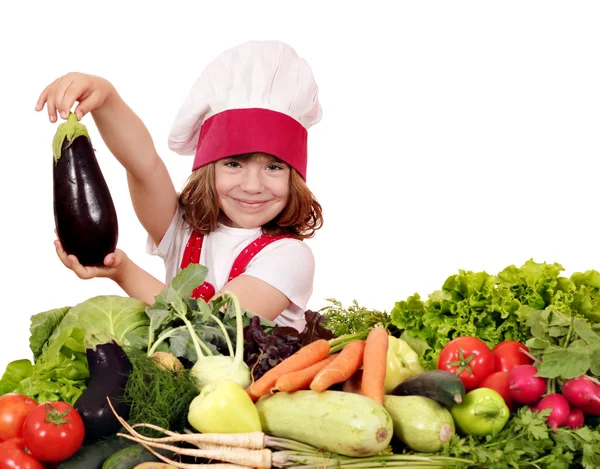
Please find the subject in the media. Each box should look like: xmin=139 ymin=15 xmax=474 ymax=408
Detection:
xmin=508 ymin=364 xmax=547 ymax=405
xmin=581 ymin=384 xmax=600 ymax=416
xmin=536 ymin=393 xmax=571 ymax=430
xmin=561 ymin=376 xmax=600 ymax=407
xmin=566 ymin=407 xmax=585 ymax=429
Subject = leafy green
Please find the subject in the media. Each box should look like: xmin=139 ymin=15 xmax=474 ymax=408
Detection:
xmin=146 ymin=264 xmax=272 ymax=363
xmin=439 ymin=407 xmax=600 ymax=468
xmin=123 ymin=348 xmax=199 ymax=437
xmin=74 ymin=295 xmax=149 ymax=347
xmin=29 ymin=306 xmax=70 ymax=360
xmin=0 ymin=359 xmax=33 ymax=395
xmin=390 ymin=259 xmax=600 ymax=368
xmin=0 ymin=296 xmax=148 ymax=404
xmin=320 ymin=298 xmax=398 ymax=337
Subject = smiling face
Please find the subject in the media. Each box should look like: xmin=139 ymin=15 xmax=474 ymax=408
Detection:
xmin=215 ymin=153 xmax=291 ymax=229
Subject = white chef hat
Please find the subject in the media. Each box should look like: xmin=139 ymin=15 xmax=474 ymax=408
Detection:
xmin=168 ymin=40 xmax=322 ymax=179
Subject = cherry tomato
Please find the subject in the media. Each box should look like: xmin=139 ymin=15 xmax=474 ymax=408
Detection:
xmin=492 ymin=340 xmax=533 ymax=373
xmin=438 ymin=336 xmax=495 ymax=391
xmin=479 ymin=371 xmax=517 ymax=412
xmin=0 ymin=437 xmax=44 ymax=469
xmin=0 ymin=394 xmax=38 ymax=441
xmin=22 ymin=402 xmax=85 ymax=463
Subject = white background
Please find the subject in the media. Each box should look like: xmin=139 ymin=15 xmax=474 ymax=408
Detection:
xmin=1 ymin=1 xmax=599 ymax=374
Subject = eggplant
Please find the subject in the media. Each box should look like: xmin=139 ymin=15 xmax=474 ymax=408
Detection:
xmin=74 ymin=341 xmax=132 ymax=444
xmin=52 ymin=113 xmax=118 ymax=266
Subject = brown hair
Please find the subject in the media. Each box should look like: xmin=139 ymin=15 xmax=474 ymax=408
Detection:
xmin=178 ymin=154 xmax=323 ymax=240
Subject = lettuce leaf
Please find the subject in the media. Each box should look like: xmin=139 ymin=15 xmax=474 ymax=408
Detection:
xmin=1 ymin=295 xmax=149 ymax=404
xmin=391 ymin=259 xmax=580 ymax=368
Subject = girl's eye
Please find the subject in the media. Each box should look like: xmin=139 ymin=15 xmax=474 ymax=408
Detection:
xmin=267 ymin=164 xmax=284 ymax=171
xmin=225 ymin=161 xmax=241 ymax=168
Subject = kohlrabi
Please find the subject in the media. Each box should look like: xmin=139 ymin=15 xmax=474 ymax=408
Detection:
xmin=168 ymin=291 xmax=251 ymax=390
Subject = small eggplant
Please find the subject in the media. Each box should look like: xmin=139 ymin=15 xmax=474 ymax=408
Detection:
xmin=74 ymin=341 xmax=132 ymax=444
xmin=52 ymin=113 xmax=118 ymax=266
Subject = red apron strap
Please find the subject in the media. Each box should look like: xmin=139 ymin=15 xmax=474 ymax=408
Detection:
xmin=181 ymin=231 xmax=216 ymax=301
xmin=228 ymin=234 xmax=294 ymax=282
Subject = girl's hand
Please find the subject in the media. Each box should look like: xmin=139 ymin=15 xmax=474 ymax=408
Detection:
xmin=35 ymin=72 xmax=115 ymax=123
xmin=54 ymin=238 xmax=127 ymax=281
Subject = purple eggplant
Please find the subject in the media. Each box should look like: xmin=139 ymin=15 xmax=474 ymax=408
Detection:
xmin=52 ymin=113 xmax=118 ymax=266
xmin=74 ymin=341 xmax=132 ymax=444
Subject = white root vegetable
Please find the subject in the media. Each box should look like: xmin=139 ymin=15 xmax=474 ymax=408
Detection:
xmin=118 ymin=433 xmax=271 ymax=468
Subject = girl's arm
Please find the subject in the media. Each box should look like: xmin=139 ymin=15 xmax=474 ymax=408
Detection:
xmin=215 ymin=276 xmax=291 ymax=321
xmin=37 ymin=72 xmax=178 ymax=247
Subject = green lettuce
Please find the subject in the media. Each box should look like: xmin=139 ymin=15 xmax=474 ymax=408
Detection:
xmin=391 ymin=259 xmax=600 ymax=369
xmin=0 ymin=296 xmax=149 ymax=404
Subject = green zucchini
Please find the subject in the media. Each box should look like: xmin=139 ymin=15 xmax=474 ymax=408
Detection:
xmin=57 ymin=437 xmax=137 ymax=469
xmin=390 ymin=370 xmax=465 ymax=406
xmin=383 ymin=395 xmax=455 ymax=452
xmin=255 ymin=390 xmax=393 ymax=457
xmin=102 ymin=444 xmax=161 ymax=469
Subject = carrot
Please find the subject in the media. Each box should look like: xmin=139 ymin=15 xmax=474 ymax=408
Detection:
xmin=360 ymin=327 xmax=389 ymax=404
xmin=247 ymin=339 xmax=331 ymax=400
xmin=310 ymin=339 xmax=366 ymax=392
xmin=274 ymin=354 xmax=339 ymax=392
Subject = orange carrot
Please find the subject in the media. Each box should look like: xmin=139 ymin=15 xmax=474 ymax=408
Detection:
xmin=246 ymin=339 xmax=331 ymax=400
xmin=310 ymin=339 xmax=366 ymax=392
xmin=274 ymin=354 xmax=339 ymax=392
xmin=360 ymin=327 xmax=389 ymax=404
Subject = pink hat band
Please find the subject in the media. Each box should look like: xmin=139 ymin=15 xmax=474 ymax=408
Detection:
xmin=194 ymin=108 xmax=308 ymax=179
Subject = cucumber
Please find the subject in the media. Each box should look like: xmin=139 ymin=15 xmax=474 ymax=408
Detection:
xmin=255 ymin=390 xmax=393 ymax=457
xmin=57 ymin=437 xmax=137 ymax=469
xmin=102 ymin=444 xmax=160 ymax=469
xmin=390 ymin=370 xmax=465 ymax=406
xmin=383 ymin=395 xmax=455 ymax=452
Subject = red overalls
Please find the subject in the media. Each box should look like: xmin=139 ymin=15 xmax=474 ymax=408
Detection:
xmin=180 ymin=231 xmax=293 ymax=301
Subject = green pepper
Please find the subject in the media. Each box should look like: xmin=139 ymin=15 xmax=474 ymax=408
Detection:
xmin=188 ymin=379 xmax=261 ymax=434
xmin=384 ymin=337 xmax=425 ymax=393
xmin=450 ymin=387 xmax=510 ymax=437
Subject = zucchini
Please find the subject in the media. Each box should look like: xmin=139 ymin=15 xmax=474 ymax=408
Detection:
xmin=57 ymin=437 xmax=137 ymax=469
xmin=102 ymin=444 xmax=160 ymax=469
xmin=255 ymin=390 xmax=392 ymax=457
xmin=383 ymin=395 xmax=455 ymax=452
xmin=390 ymin=370 xmax=465 ymax=406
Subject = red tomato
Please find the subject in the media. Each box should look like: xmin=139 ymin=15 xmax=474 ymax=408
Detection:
xmin=479 ymin=371 xmax=517 ymax=412
xmin=22 ymin=402 xmax=85 ymax=463
xmin=0 ymin=394 xmax=38 ymax=441
xmin=438 ymin=336 xmax=495 ymax=391
xmin=492 ymin=340 xmax=533 ymax=373
xmin=0 ymin=437 xmax=45 ymax=469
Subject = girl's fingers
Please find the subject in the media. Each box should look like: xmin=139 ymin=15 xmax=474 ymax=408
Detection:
xmin=54 ymin=240 xmax=70 ymax=267
xmin=46 ymin=93 xmax=58 ymax=123
xmin=54 ymin=76 xmax=77 ymax=119
xmin=60 ymin=79 xmax=87 ymax=119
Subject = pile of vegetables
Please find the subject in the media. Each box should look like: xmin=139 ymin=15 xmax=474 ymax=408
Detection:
xmin=4 ymin=259 xmax=600 ymax=468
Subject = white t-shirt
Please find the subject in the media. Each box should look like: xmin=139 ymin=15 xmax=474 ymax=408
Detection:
xmin=146 ymin=206 xmax=314 ymax=330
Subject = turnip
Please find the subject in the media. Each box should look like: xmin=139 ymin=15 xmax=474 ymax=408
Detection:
xmin=566 ymin=407 xmax=585 ymax=429
xmin=508 ymin=365 xmax=546 ymax=405
xmin=561 ymin=376 xmax=600 ymax=408
xmin=536 ymin=393 xmax=571 ymax=430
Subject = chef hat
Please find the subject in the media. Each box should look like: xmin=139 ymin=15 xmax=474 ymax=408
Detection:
xmin=168 ymin=40 xmax=322 ymax=179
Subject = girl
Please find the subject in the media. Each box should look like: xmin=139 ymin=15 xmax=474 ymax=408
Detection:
xmin=35 ymin=40 xmax=324 ymax=331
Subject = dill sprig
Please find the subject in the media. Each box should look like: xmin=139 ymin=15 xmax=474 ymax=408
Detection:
xmin=319 ymin=298 xmax=399 ymax=337
xmin=123 ymin=348 xmax=199 ymax=437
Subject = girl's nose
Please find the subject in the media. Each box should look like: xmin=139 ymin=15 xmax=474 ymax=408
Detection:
xmin=240 ymin=170 xmax=264 ymax=193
